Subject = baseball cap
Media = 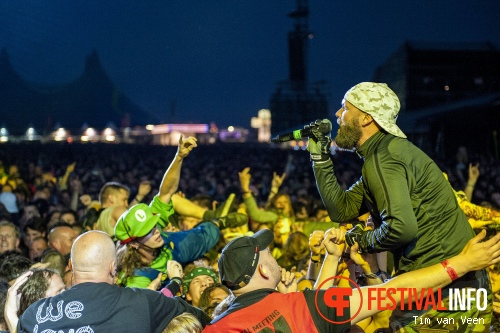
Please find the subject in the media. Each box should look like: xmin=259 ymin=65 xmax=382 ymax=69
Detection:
xmin=218 ymin=229 xmax=274 ymax=290
xmin=0 ymin=192 xmax=18 ymax=213
xmin=344 ymin=82 xmax=406 ymax=138
xmin=114 ymin=204 xmax=160 ymax=243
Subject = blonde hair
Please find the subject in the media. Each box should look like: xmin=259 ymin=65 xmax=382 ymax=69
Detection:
xmin=162 ymin=313 xmax=202 ymax=333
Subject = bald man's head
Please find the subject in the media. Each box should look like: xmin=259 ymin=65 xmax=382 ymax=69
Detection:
xmin=48 ymin=226 xmax=77 ymax=256
xmin=71 ymin=231 xmax=116 ymax=284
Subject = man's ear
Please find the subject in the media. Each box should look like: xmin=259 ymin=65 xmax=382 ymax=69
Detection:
xmin=360 ymin=113 xmax=374 ymax=127
xmin=109 ymin=260 xmax=117 ymax=277
xmin=52 ymin=240 xmax=61 ymax=252
xmin=258 ymin=264 xmax=269 ymax=278
xmin=68 ymin=259 xmax=73 ymax=272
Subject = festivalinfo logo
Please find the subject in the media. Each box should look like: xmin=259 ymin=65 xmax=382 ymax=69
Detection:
xmin=314 ymin=276 xmax=488 ymax=325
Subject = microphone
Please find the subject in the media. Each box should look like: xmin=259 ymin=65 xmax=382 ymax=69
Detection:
xmin=270 ymin=120 xmax=332 ymax=143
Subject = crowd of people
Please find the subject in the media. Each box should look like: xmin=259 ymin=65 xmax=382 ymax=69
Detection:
xmin=1 ymin=83 xmax=500 ymax=332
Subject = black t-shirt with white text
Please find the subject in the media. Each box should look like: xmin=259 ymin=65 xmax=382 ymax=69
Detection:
xmin=18 ymin=282 xmax=210 ymax=333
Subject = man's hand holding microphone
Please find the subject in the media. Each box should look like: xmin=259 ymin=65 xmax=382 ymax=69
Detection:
xmin=306 ymin=119 xmax=333 ymax=162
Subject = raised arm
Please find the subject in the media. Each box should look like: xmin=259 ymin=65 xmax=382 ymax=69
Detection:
xmin=308 ymin=119 xmax=366 ymax=222
xmin=266 ymin=171 xmax=286 ymax=204
xmin=239 ymin=167 xmax=279 ymax=224
xmin=464 ymin=163 xmax=479 ymax=201
xmin=130 ymin=180 xmax=152 ymax=206
xmin=314 ymin=228 xmax=345 ymax=289
xmin=5 ymin=271 xmax=33 ymax=333
xmin=58 ymin=162 xmax=75 ymax=190
xmin=306 ymin=230 xmax=325 ymax=282
xmin=158 ymin=136 xmax=197 ymax=204
xmin=350 ymin=230 xmax=500 ymax=324
xmin=313 ymin=161 xmax=367 ymax=222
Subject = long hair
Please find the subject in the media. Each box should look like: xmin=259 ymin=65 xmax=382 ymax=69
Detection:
xmin=115 ymin=242 xmax=146 ymax=286
xmin=265 ymin=192 xmax=295 ymax=219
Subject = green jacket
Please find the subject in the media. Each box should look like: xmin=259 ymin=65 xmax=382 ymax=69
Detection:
xmin=313 ymin=132 xmax=474 ymax=274
xmin=243 ymin=194 xmax=279 ymax=224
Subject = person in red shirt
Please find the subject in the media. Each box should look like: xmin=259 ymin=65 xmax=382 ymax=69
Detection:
xmin=203 ymin=229 xmax=500 ymax=333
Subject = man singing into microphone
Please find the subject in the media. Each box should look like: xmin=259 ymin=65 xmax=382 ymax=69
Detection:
xmin=307 ymin=82 xmax=491 ymax=332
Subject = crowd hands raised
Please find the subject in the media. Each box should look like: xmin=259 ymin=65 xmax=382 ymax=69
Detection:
xmin=0 ymin=133 xmax=500 ymax=332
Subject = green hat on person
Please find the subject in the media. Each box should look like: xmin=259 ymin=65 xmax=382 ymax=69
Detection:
xmin=183 ymin=267 xmax=219 ymax=293
xmin=344 ymin=82 xmax=406 ymax=138
xmin=114 ymin=204 xmax=160 ymax=244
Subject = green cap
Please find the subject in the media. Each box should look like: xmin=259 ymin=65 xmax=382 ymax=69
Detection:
xmin=114 ymin=204 xmax=160 ymax=243
xmin=183 ymin=267 xmax=219 ymax=293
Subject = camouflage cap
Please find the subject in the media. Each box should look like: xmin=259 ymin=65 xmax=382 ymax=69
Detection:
xmin=114 ymin=203 xmax=160 ymax=243
xmin=344 ymin=82 xmax=406 ymax=138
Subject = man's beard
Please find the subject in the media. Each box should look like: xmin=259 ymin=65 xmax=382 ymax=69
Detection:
xmin=334 ymin=117 xmax=362 ymax=151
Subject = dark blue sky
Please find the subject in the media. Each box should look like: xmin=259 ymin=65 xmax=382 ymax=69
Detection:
xmin=1 ymin=1 xmax=499 ymax=129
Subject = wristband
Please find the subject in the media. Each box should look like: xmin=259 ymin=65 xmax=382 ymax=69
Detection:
xmin=310 ymin=154 xmax=330 ymax=162
xmin=135 ymin=196 xmax=143 ymax=202
xmin=170 ymin=277 xmax=182 ymax=286
xmin=441 ymin=260 xmax=458 ymax=281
